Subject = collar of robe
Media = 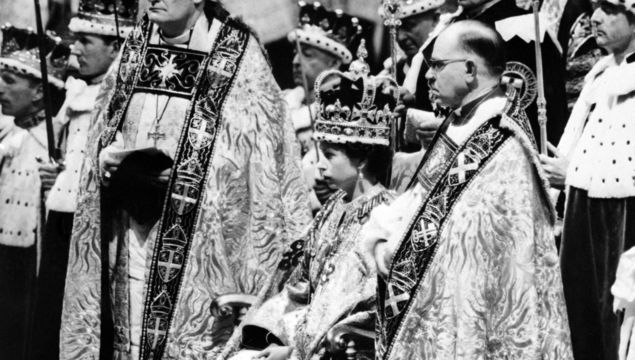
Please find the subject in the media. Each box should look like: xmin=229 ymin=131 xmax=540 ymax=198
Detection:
xmin=451 ymin=85 xmax=503 ymax=126
xmin=14 ymin=109 xmax=45 ymax=129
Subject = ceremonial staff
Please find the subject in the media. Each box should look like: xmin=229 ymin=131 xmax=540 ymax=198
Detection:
xmin=533 ymin=0 xmax=548 ymax=155
xmin=383 ymin=0 xmax=402 ymax=79
xmin=113 ymin=0 xmax=122 ymax=45
xmin=33 ymin=0 xmax=61 ymax=162
xmin=382 ymin=0 xmax=403 ymax=152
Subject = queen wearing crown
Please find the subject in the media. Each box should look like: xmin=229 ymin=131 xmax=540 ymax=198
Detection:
xmin=220 ymin=42 xmax=397 ymax=360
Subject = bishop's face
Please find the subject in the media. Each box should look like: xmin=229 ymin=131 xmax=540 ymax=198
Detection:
xmin=148 ymin=0 xmax=202 ymax=34
xmin=425 ymin=30 xmax=471 ymax=109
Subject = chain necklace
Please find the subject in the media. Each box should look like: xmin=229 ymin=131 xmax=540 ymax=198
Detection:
xmin=147 ymin=96 xmax=171 ymax=146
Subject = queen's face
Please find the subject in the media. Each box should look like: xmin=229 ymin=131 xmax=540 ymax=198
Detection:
xmin=147 ymin=0 xmax=200 ymax=29
xmin=318 ymin=143 xmax=359 ymax=197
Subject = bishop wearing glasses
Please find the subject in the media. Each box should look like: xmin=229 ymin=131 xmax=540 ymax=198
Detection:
xmin=361 ymin=21 xmax=573 ymax=360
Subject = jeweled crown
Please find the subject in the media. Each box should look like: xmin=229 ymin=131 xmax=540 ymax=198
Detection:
xmin=314 ymin=40 xmax=399 ymax=147
xmin=0 ymin=24 xmax=70 ymax=89
xmin=69 ymin=0 xmax=138 ymax=37
xmin=288 ymin=1 xmax=363 ymax=64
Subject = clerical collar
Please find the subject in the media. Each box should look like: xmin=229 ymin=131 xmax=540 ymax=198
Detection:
xmin=452 ymin=86 xmax=503 ymax=125
xmin=84 ymin=72 xmax=107 ymax=85
xmin=159 ymin=27 xmax=194 ymax=45
xmin=463 ymin=0 xmax=503 ymax=19
xmin=14 ymin=109 xmax=45 ymax=129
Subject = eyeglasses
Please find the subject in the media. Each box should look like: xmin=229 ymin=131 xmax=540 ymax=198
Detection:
xmin=423 ymin=58 xmax=468 ymax=72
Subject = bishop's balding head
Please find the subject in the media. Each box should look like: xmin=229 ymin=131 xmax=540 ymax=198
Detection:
xmin=425 ymin=20 xmax=506 ymax=109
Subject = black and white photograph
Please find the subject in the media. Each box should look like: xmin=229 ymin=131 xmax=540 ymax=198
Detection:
xmin=0 ymin=0 xmax=633 ymax=359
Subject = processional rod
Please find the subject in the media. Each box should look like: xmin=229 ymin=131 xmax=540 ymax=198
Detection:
xmin=33 ymin=0 xmax=61 ymax=162
xmin=533 ymin=0 xmax=548 ymax=155
xmin=382 ymin=0 xmax=402 ymax=154
xmin=382 ymin=0 xmax=402 ymax=81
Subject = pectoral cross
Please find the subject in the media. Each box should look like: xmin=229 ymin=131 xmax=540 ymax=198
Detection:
xmin=147 ymin=123 xmax=166 ymax=145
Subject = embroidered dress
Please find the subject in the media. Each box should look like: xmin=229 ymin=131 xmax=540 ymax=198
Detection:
xmin=229 ymin=187 xmax=394 ymax=360
xmin=362 ymin=92 xmax=573 ymax=360
xmin=59 ymin=13 xmax=311 ymax=360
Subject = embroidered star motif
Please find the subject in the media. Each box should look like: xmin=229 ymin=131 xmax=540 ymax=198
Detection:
xmin=156 ymin=54 xmax=182 ymax=88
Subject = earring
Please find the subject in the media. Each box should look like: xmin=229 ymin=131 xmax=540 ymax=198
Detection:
xmin=357 ymin=167 xmax=366 ymax=193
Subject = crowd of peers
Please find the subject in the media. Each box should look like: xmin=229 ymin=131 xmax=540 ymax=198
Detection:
xmin=0 ymin=0 xmax=633 ymax=360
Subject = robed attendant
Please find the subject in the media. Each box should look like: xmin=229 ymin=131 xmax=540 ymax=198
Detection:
xmin=362 ymin=21 xmax=573 ymax=360
xmin=59 ymin=2 xmax=311 ymax=359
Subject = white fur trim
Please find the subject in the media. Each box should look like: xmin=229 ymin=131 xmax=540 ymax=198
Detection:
xmin=399 ymin=0 xmax=446 ymax=18
xmin=378 ymin=0 xmax=446 ymax=19
xmin=559 ymin=57 xmax=635 ymax=198
xmin=69 ymin=17 xmax=133 ymax=38
xmin=0 ymin=58 xmax=65 ymax=89
xmin=288 ymin=29 xmax=352 ymax=64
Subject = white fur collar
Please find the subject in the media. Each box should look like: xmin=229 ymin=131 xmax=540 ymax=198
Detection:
xmin=584 ymin=54 xmax=635 ymax=98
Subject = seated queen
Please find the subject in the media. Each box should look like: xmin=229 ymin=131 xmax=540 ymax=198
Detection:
xmin=220 ymin=41 xmax=397 ymax=360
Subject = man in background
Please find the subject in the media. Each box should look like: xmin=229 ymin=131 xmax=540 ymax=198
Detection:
xmin=32 ymin=1 xmax=134 ymax=359
xmin=0 ymin=25 xmax=69 ymax=360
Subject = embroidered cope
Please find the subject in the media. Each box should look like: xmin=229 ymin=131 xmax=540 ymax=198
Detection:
xmin=362 ymin=96 xmax=573 ymax=360
xmin=59 ymin=14 xmax=311 ymax=360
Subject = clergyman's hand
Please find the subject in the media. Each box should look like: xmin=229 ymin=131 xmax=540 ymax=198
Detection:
xmin=98 ymin=132 xmax=125 ymax=185
xmin=538 ymin=142 xmax=568 ymax=190
xmin=252 ymin=345 xmax=293 ymax=360
xmin=157 ymin=168 xmax=171 ymax=184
